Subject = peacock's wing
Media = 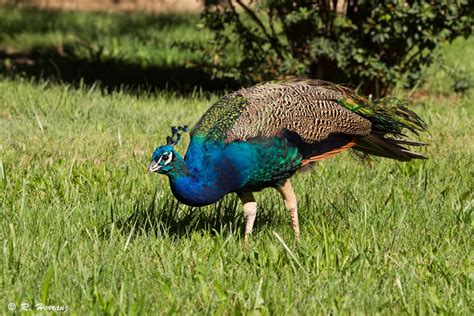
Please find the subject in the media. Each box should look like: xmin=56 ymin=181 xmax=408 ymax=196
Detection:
xmin=190 ymin=94 xmax=249 ymax=143
xmin=191 ymin=79 xmax=372 ymax=165
xmin=191 ymin=79 xmax=371 ymax=143
xmin=224 ymin=79 xmax=372 ymax=144
xmin=191 ymin=78 xmax=427 ymax=164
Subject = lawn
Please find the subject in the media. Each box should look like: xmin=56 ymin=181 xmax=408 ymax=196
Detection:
xmin=1 ymin=7 xmax=473 ymax=315
xmin=0 ymin=6 xmax=204 ymax=66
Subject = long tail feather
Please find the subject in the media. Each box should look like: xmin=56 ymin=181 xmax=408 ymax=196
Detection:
xmin=354 ymin=134 xmax=427 ymax=161
xmin=339 ymin=95 xmax=427 ymax=137
xmin=338 ymin=92 xmax=428 ymax=161
xmin=369 ymin=98 xmax=427 ymax=136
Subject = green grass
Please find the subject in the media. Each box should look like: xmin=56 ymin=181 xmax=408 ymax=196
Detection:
xmin=1 ymin=7 xmax=474 ymax=315
xmin=1 ymin=76 xmax=473 ymax=314
xmin=0 ymin=7 xmax=236 ymax=93
xmin=0 ymin=6 xmax=205 ymax=67
xmin=417 ymin=37 xmax=474 ymax=95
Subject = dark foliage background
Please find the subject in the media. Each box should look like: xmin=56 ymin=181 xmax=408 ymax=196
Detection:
xmin=195 ymin=0 xmax=473 ymax=96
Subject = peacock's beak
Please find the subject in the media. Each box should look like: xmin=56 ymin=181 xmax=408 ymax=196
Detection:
xmin=147 ymin=161 xmax=161 ymax=173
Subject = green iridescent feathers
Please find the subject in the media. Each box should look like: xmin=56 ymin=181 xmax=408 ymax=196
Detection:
xmin=338 ymin=96 xmax=427 ymax=137
xmin=191 ymin=95 xmax=247 ymax=142
xmin=243 ymin=137 xmax=302 ymax=189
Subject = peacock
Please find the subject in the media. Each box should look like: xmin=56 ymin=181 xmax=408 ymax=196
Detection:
xmin=148 ymin=79 xmax=427 ymax=241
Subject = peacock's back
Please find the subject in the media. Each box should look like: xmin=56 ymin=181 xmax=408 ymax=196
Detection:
xmin=191 ymin=79 xmax=372 ymax=145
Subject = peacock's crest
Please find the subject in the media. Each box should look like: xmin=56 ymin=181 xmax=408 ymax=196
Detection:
xmin=166 ymin=125 xmax=188 ymax=146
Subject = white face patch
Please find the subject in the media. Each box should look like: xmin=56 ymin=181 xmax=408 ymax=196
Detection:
xmin=164 ymin=151 xmax=173 ymax=165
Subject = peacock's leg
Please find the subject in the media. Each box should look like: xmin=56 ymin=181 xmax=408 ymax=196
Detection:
xmin=239 ymin=192 xmax=257 ymax=243
xmin=277 ymin=179 xmax=300 ymax=239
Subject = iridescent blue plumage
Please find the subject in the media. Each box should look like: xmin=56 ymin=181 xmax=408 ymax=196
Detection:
xmin=152 ymin=135 xmax=302 ymax=207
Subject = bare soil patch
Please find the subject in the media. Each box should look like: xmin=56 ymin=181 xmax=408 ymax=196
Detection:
xmin=0 ymin=0 xmax=203 ymax=13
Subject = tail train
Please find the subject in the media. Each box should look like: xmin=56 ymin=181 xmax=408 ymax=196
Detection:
xmin=340 ymin=96 xmax=428 ymax=161
xmin=353 ymin=133 xmax=427 ymax=161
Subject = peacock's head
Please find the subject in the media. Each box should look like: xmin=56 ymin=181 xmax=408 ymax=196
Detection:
xmin=148 ymin=145 xmax=179 ymax=174
xmin=148 ymin=125 xmax=188 ymax=175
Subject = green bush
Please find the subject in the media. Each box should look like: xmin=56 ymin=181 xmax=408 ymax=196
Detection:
xmin=197 ymin=0 xmax=472 ymax=96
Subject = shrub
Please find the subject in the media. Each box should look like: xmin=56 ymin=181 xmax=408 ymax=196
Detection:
xmin=196 ymin=0 xmax=472 ymax=96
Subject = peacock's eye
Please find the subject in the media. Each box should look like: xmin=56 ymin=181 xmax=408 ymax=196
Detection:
xmin=162 ymin=154 xmax=169 ymax=160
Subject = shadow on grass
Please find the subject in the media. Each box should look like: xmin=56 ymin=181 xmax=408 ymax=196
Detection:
xmin=0 ymin=49 xmax=238 ymax=94
xmin=101 ymin=190 xmax=285 ymax=240
xmin=122 ymin=195 xmax=242 ymax=238
xmin=0 ymin=7 xmax=239 ymax=94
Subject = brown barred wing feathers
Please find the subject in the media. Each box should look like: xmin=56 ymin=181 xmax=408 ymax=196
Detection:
xmin=225 ymin=80 xmax=372 ymax=144
xmin=190 ymin=78 xmax=427 ymax=165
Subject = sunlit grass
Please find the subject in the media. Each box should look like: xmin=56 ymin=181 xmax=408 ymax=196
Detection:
xmin=1 ymin=74 xmax=472 ymax=313
xmin=1 ymin=6 xmax=473 ymax=315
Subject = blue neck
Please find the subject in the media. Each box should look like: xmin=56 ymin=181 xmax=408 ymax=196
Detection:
xmin=165 ymin=136 xmax=296 ymax=207
xmin=167 ymin=140 xmax=244 ymax=206
xmin=168 ymin=175 xmax=227 ymax=207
